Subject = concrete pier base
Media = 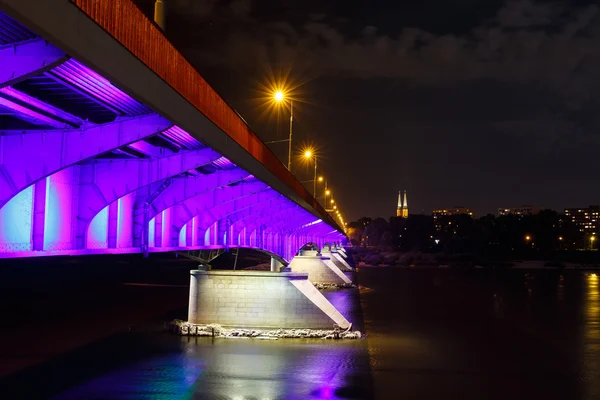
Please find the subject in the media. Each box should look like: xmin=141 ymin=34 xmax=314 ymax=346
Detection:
xmin=188 ymin=270 xmax=350 ymax=330
xmin=322 ymin=251 xmax=353 ymax=271
xmin=289 ymin=256 xmax=352 ymax=285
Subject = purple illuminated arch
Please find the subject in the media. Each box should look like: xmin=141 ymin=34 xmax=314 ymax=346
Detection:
xmin=0 ymin=39 xmax=67 ymax=87
xmin=192 ymin=191 xmax=284 ymax=247
xmin=0 ymin=114 xmax=173 ymax=208
xmin=147 ymin=173 xmax=260 ymax=221
xmin=75 ymin=148 xmax=222 ymax=248
xmin=145 ymin=181 xmax=269 ymax=248
xmin=171 ymin=188 xmax=280 ymax=247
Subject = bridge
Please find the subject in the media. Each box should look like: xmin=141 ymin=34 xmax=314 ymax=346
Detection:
xmin=0 ymin=0 xmax=345 ymax=263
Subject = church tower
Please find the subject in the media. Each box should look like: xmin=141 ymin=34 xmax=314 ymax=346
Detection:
xmin=396 ymin=190 xmax=409 ymax=218
xmin=396 ymin=191 xmax=403 ymax=217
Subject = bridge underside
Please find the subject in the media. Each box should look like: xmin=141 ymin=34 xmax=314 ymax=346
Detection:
xmin=0 ymin=10 xmax=343 ymax=262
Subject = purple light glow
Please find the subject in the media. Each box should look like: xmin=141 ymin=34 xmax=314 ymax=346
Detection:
xmin=148 ymin=217 xmax=156 ymax=248
xmin=0 ymin=11 xmax=344 ymax=258
xmin=0 ymin=185 xmax=33 ymax=252
xmin=179 ymin=224 xmax=187 ymax=247
xmin=212 ymin=156 xmax=236 ymax=170
xmin=50 ymin=59 xmax=150 ymax=116
xmin=204 ymin=224 xmax=211 ymax=245
xmin=192 ymin=216 xmax=198 ymax=246
xmin=0 ymin=87 xmax=84 ymax=126
xmin=117 ymin=193 xmax=134 ymax=248
xmin=161 ymin=209 xmax=171 ymax=247
xmin=162 ymin=126 xmax=204 ymax=150
xmin=87 ymin=206 xmax=108 ymax=249
xmin=43 ymin=170 xmax=75 ymax=251
xmin=0 ymin=95 xmax=69 ymax=128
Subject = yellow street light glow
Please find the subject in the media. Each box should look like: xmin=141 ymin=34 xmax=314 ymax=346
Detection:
xmin=318 ymin=176 xmax=324 ymax=182
xmin=304 ymin=150 xmax=312 ymax=159
xmin=326 ymin=190 xmax=331 ymax=195
xmin=525 ymin=235 xmax=531 ymax=241
xmin=274 ymin=90 xmax=285 ymax=102
xmin=333 ymin=205 xmax=337 ymax=209
xmin=559 ymin=236 xmax=563 ymax=241
xmin=331 ymin=199 xmax=335 ymax=204
xmin=592 ymin=236 xmax=596 ymax=242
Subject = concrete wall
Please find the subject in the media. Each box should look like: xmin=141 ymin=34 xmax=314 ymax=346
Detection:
xmin=289 ymin=256 xmax=352 ymax=285
xmin=188 ymin=270 xmax=350 ymax=329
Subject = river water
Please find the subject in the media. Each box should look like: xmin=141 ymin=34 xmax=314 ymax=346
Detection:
xmin=2 ymin=261 xmax=600 ymax=399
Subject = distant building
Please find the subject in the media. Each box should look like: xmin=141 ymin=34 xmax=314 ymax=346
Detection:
xmin=432 ymin=207 xmax=474 ymax=231
xmin=396 ymin=190 xmax=408 ymax=218
xmin=564 ymin=206 xmax=600 ymax=234
xmin=497 ymin=205 xmax=542 ymax=216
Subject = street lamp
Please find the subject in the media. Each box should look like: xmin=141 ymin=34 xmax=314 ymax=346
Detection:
xmin=272 ymin=89 xmax=293 ymax=171
xmin=591 ymin=235 xmax=596 ymax=250
xmin=303 ymin=149 xmax=318 ymax=197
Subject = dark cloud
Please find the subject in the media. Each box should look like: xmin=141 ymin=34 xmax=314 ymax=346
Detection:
xmin=134 ymin=0 xmax=600 ymax=219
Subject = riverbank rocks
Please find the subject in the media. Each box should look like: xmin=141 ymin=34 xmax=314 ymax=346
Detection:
xmin=169 ymin=320 xmax=362 ymax=340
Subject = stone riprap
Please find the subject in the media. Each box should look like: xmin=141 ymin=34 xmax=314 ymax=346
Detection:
xmin=169 ymin=321 xmax=362 ymax=339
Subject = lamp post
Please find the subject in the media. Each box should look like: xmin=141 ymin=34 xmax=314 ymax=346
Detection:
xmin=273 ymin=90 xmax=293 ymax=171
xmin=317 ymin=176 xmax=324 ymax=203
xmin=302 ymin=149 xmax=319 ymax=197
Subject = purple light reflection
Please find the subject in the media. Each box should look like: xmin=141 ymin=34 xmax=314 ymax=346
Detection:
xmin=0 ymin=95 xmax=68 ymax=128
xmin=212 ymin=156 xmax=236 ymax=170
xmin=162 ymin=126 xmax=204 ymax=150
xmin=0 ymin=87 xmax=84 ymax=126
xmin=50 ymin=59 xmax=151 ymax=116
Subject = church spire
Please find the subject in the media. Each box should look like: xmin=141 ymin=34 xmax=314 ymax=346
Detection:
xmin=401 ymin=190 xmax=409 ymax=218
xmin=396 ymin=190 xmax=409 ymax=218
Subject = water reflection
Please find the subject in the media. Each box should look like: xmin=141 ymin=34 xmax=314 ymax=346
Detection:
xmin=48 ymin=289 xmax=371 ymax=400
xmin=581 ymin=273 xmax=600 ymax=400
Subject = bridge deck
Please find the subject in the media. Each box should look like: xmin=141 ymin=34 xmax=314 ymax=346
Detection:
xmin=0 ymin=1 xmax=344 ymax=260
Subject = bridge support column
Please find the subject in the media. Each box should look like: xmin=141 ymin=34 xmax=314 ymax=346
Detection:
xmin=31 ymin=179 xmax=47 ymax=251
xmin=107 ymin=201 xmax=118 ymax=249
xmin=270 ymin=257 xmax=283 ymax=272
xmin=154 ymin=212 xmax=163 ymax=248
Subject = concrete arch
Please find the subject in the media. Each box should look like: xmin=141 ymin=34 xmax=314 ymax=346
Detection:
xmin=0 ymin=114 xmax=173 ymax=208
xmin=75 ymin=148 xmax=223 ymax=248
xmin=229 ymin=246 xmax=289 ymax=266
xmin=196 ymin=190 xmax=281 ymax=246
xmin=173 ymin=189 xmax=281 ymax=248
xmin=147 ymin=181 xmax=269 ymax=248
xmin=229 ymin=201 xmax=294 ymax=245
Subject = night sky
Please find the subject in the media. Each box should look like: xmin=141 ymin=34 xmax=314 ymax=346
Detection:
xmin=134 ymin=0 xmax=600 ymax=220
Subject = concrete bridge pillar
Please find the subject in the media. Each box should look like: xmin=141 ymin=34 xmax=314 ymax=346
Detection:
xmin=187 ymin=270 xmax=351 ymax=330
xmin=270 ymin=257 xmax=283 ymax=272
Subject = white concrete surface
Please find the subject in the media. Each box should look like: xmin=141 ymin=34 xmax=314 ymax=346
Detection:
xmin=289 ymin=255 xmax=352 ymax=285
xmin=187 ymin=270 xmax=350 ymax=329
